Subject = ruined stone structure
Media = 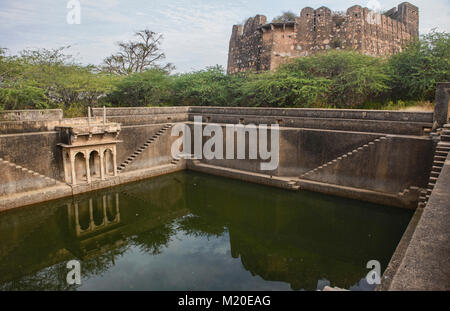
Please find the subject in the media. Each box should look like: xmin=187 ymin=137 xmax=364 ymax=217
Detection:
xmin=1 ymin=82 xmax=450 ymax=290
xmin=227 ymin=2 xmax=419 ymax=73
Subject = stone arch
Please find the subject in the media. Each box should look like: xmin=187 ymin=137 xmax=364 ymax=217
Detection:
xmin=76 ymin=200 xmax=91 ymax=231
xmin=92 ymin=197 xmax=105 ymax=226
xmin=74 ymin=152 xmax=87 ymax=184
xmin=89 ymin=150 xmax=101 ymax=179
xmin=104 ymin=194 xmax=118 ymax=222
xmin=103 ymin=148 xmax=114 ymax=176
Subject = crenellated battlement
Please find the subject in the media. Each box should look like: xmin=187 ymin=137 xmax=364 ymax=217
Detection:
xmin=227 ymin=2 xmax=419 ymax=74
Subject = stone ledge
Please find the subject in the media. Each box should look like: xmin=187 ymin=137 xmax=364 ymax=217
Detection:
xmin=0 ymin=164 xmax=185 ymax=212
xmin=387 ymin=152 xmax=450 ymax=290
xmin=376 ymin=207 xmax=424 ymax=291
xmin=0 ymin=184 xmax=73 ymax=212
xmin=187 ymin=161 xmax=415 ymax=209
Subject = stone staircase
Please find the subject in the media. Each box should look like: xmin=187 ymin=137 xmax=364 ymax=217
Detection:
xmin=171 ymin=157 xmax=181 ymax=166
xmin=418 ymin=125 xmax=450 ymax=208
xmin=299 ymin=136 xmax=387 ymax=179
xmin=398 ymin=186 xmax=421 ymax=198
xmin=117 ymin=123 xmax=174 ymax=173
xmin=0 ymin=158 xmax=64 ymax=196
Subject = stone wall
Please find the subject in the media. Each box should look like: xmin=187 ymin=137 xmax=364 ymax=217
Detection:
xmin=0 ymin=109 xmax=63 ymax=122
xmin=185 ymin=123 xmax=432 ymax=203
xmin=0 ymin=131 xmax=64 ymax=181
xmin=227 ymin=2 xmax=419 ymax=73
xmin=0 ymin=104 xmax=438 ymax=210
xmin=92 ymin=106 xmax=189 ymax=126
xmin=188 ymin=106 xmax=433 ymax=135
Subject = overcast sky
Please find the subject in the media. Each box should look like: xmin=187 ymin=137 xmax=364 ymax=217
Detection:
xmin=0 ymin=0 xmax=449 ymax=72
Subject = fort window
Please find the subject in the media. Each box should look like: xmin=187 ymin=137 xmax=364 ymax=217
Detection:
xmin=331 ymin=39 xmax=343 ymax=48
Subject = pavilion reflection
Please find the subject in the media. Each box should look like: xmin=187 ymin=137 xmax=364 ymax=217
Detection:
xmin=0 ymin=173 xmax=188 ymax=289
xmin=67 ymin=193 xmax=121 ymax=238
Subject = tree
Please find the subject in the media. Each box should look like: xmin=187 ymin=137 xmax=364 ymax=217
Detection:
xmin=107 ymin=69 xmax=173 ymax=107
xmin=272 ymin=11 xmax=297 ymax=23
xmin=279 ymin=51 xmax=391 ymax=108
xmin=235 ymin=69 xmax=330 ymax=108
xmin=172 ymin=66 xmax=232 ymax=106
xmin=101 ymin=29 xmax=174 ymax=75
xmin=0 ymin=47 xmax=119 ymax=114
xmin=388 ymin=30 xmax=450 ymax=101
xmin=19 ymin=46 xmax=75 ymax=66
xmin=0 ymin=47 xmax=6 ymax=59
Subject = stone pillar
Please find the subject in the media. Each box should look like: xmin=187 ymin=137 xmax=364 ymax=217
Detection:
xmin=113 ymin=148 xmax=118 ymax=176
xmin=70 ymin=153 xmax=77 ymax=185
xmin=88 ymin=106 xmax=91 ymax=127
xmin=74 ymin=202 xmax=81 ymax=236
xmin=100 ymin=150 xmax=105 ymax=180
xmin=85 ymin=151 xmax=91 ymax=183
xmin=102 ymin=195 xmax=108 ymax=225
xmin=433 ymin=82 xmax=450 ymax=130
xmin=115 ymin=193 xmax=120 ymax=222
xmin=88 ymin=198 xmax=95 ymax=231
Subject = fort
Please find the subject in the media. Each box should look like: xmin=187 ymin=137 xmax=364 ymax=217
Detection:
xmin=227 ymin=2 xmax=419 ymax=73
xmin=0 ymin=83 xmax=449 ymax=290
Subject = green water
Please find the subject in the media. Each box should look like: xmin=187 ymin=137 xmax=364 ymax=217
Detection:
xmin=0 ymin=171 xmax=412 ymax=291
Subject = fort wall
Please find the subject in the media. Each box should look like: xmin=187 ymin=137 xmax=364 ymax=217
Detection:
xmin=227 ymin=2 xmax=419 ymax=73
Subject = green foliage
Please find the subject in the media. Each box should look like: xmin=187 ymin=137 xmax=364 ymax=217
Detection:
xmin=171 ymin=65 xmax=232 ymax=106
xmin=235 ymin=69 xmax=329 ymax=108
xmin=0 ymin=30 xmax=448 ymax=112
xmin=0 ymin=83 xmax=48 ymax=110
xmin=388 ymin=30 xmax=450 ymax=101
xmin=281 ymin=51 xmax=391 ymax=107
xmin=272 ymin=11 xmax=297 ymax=23
xmin=0 ymin=47 xmax=119 ymax=116
xmin=108 ymin=69 xmax=173 ymax=107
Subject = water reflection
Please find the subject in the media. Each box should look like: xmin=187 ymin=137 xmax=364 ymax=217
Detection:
xmin=0 ymin=171 xmax=412 ymax=291
xmin=69 ymin=194 xmax=120 ymax=237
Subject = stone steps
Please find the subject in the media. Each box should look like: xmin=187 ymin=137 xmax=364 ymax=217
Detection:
xmin=117 ymin=123 xmax=173 ymax=172
xmin=300 ymin=136 xmax=387 ymax=179
xmin=0 ymin=158 xmax=64 ymax=196
xmin=171 ymin=157 xmax=181 ymax=165
xmin=398 ymin=186 xmax=420 ymax=197
xmin=0 ymin=158 xmax=62 ymax=184
xmin=287 ymin=180 xmax=301 ymax=190
xmin=418 ymin=133 xmax=450 ymax=208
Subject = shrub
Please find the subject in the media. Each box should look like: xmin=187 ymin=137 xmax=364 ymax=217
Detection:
xmin=108 ymin=69 xmax=173 ymax=107
xmin=388 ymin=31 xmax=450 ymax=101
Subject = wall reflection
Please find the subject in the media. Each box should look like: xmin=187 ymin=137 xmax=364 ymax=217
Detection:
xmin=0 ymin=171 xmax=411 ymax=291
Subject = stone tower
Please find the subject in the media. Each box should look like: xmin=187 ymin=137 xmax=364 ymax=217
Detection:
xmin=227 ymin=2 xmax=419 ymax=74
